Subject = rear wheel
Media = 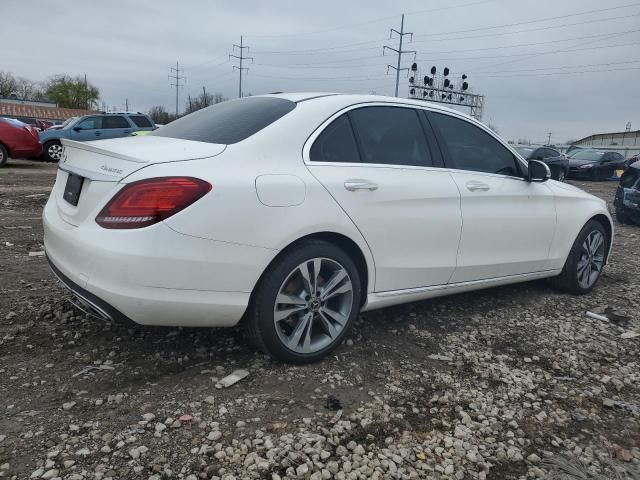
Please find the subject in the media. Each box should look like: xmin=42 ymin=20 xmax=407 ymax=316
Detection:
xmin=0 ymin=144 xmax=7 ymax=167
xmin=549 ymin=220 xmax=607 ymax=294
xmin=246 ymin=240 xmax=361 ymax=363
xmin=43 ymin=140 xmax=63 ymax=162
xmin=556 ymin=168 xmax=566 ymax=182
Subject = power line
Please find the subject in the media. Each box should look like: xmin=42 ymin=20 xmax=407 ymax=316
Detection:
xmin=412 ymin=1 xmax=640 ymax=39
xmin=383 ymin=14 xmax=416 ymax=97
xmin=168 ymin=61 xmax=185 ymax=118
xmin=229 ymin=36 xmax=253 ymax=98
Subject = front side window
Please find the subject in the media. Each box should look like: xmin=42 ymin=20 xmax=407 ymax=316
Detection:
xmin=76 ymin=117 xmax=102 ymax=130
xmin=429 ymin=112 xmax=521 ymax=176
xmin=103 ymin=116 xmax=130 ymax=129
xmin=309 ymin=114 xmax=360 ymax=163
xmin=349 ymin=107 xmax=433 ymax=167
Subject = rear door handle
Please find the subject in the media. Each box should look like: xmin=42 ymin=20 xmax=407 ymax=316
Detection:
xmin=94 ymin=131 xmax=102 ymax=136
xmin=465 ymin=180 xmax=490 ymax=192
xmin=344 ymin=179 xmax=378 ymax=191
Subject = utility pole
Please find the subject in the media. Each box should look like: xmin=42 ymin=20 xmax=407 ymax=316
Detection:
xmin=169 ymin=61 xmax=185 ymax=118
xmin=383 ymin=14 xmax=416 ymax=97
xmin=229 ymin=36 xmax=253 ymax=98
xmin=125 ymin=98 xmax=129 ymax=112
xmin=84 ymin=73 xmax=88 ymax=110
xmin=202 ymin=86 xmax=208 ymax=107
xmin=188 ymin=95 xmax=193 ymax=113
xmin=547 ymin=132 xmax=552 ymax=145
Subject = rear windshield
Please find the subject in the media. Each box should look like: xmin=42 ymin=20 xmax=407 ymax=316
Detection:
xmin=152 ymin=97 xmax=296 ymax=144
xmin=572 ymin=150 xmax=604 ymax=161
xmin=129 ymin=115 xmax=153 ymax=128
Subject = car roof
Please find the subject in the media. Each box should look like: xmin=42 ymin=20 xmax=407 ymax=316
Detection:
xmin=265 ymin=92 xmax=476 ymax=120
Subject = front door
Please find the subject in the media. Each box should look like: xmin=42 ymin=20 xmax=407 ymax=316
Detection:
xmin=306 ymin=105 xmax=462 ymax=292
xmin=427 ymin=110 xmax=556 ymax=283
xmin=71 ymin=116 xmax=103 ymax=141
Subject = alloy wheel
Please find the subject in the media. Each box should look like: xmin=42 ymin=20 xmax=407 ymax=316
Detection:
xmin=48 ymin=143 xmax=63 ymax=161
xmin=273 ymin=257 xmax=353 ymax=354
xmin=577 ymin=230 xmax=605 ymax=289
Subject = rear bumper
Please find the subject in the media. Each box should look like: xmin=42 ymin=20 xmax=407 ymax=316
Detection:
xmin=43 ymin=196 xmax=278 ymax=327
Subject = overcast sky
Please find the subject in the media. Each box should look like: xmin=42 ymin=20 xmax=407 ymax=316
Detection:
xmin=4 ymin=0 xmax=640 ymax=143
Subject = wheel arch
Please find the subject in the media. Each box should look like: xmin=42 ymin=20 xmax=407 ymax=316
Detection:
xmin=589 ymin=213 xmax=614 ymax=263
xmin=251 ymin=231 xmax=372 ymax=307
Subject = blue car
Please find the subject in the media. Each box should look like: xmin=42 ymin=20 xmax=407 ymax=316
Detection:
xmin=40 ymin=112 xmax=156 ymax=162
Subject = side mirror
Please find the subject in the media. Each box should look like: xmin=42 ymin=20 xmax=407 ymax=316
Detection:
xmin=73 ymin=126 xmax=82 ymax=132
xmin=527 ymin=159 xmax=550 ymax=182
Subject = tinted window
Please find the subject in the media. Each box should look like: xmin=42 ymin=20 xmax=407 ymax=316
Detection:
xmin=310 ymin=114 xmax=360 ymax=163
xmin=129 ymin=115 xmax=153 ymax=128
xmin=543 ymin=148 xmax=559 ymax=158
xmin=429 ymin=112 xmax=520 ymax=176
xmin=76 ymin=117 xmax=102 ymax=130
xmin=620 ymin=167 xmax=639 ymax=188
xmin=348 ymin=107 xmax=433 ymax=167
xmin=153 ymin=97 xmax=296 ymax=144
xmin=572 ymin=151 xmax=604 ymax=161
xmin=103 ymin=116 xmax=130 ymax=129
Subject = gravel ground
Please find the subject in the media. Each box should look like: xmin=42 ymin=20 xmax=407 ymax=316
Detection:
xmin=1 ymin=160 xmax=639 ymax=480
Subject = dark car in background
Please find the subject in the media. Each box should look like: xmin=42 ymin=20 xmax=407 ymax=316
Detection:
xmin=514 ymin=146 xmax=569 ymax=181
xmin=39 ymin=112 xmax=156 ymax=162
xmin=568 ymin=150 xmax=626 ymax=181
xmin=0 ymin=117 xmax=42 ymax=167
xmin=614 ymin=161 xmax=640 ymax=225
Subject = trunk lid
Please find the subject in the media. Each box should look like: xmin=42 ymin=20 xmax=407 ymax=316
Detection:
xmin=54 ymin=137 xmax=225 ymax=226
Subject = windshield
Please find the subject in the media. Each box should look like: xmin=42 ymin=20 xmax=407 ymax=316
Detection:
xmin=515 ymin=147 xmax=533 ymax=157
xmin=62 ymin=117 xmax=77 ymax=128
xmin=571 ymin=150 xmax=604 ymax=161
xmin=152 ymin=96 xmax=296 ymax=144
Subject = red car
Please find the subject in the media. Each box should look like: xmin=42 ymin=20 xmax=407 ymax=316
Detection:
xmin=0 ymin=117 xmax=43 ymax=167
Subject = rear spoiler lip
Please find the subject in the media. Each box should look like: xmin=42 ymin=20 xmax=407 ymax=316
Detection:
xmin=61 ymin=138 xmax=146 ymax=163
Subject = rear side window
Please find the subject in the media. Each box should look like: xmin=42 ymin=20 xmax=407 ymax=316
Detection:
xmin=310 ymin=114 xmax=360 ymax=163
xmin=429 ymin=112 xmax=520 ymax=176
xmin=103 ymin=116 xmax=130 ymax=129
xmin=129 ymin=115 xmax=153 ymax=128
xmin=152 ymin=97 xmax=296 ymax=144
xmin=349 ymin=107 xmax=433 ymax=167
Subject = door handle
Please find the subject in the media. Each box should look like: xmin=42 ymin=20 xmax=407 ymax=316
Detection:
xmin=465 ymin=180 xmax=490 ymax=192
xmin=344 ymin=179 xmax=378 ymax=191
xmin=94 ymin=131 xmax=102 ymax=136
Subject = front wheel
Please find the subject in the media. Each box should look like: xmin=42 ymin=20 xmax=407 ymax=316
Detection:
xmin=43 ymin=140 xmax=63 ymax=162
xmin=556 ymin=168 xmax=566 ymax=182
xmin=549 ymin=220 xmax=608 ymax=294
xmin=246 ymin=240 xmax=361 ymax=363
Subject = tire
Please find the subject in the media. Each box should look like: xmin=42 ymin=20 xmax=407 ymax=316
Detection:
xmin=43 ymin=140 xmax=63 ymax=162
xmin=0 ymin=144 xmax=7 ymax=168
xmin=557 ymin=169 xmax=566 ymax=182
xmin=548 ymin=220 xmax=608 ymax=294
xmin=246 ymin=239 xmax=362 ymax=364
xmin=590 ymin=168 xmax=601 ymax=181
xmin=616 ymin=208 xmax=632 ymax=225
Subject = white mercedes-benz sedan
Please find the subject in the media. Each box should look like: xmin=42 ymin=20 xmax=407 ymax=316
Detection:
xmin=43 ymin=93 xmax=613 ymax=363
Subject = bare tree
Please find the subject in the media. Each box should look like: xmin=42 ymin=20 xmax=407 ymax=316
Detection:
xmin=185 ymin=91 xmax=227 ymax=115
xmin=148 ymin=105 xmax=175 ymax=125
xmin=0 ymin=71 xmax=18 ymax=97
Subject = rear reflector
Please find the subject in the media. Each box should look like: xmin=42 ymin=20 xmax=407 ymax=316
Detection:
xmin=95 ymin=177 xmax=211 ymax=229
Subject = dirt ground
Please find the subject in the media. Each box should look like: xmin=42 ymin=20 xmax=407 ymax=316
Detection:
xmin=1 ymin=159 xmax=638 ymax=480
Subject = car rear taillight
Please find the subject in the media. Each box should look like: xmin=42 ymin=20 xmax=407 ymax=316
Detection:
xmin=95 ymin=177 xmax=211 ymax=229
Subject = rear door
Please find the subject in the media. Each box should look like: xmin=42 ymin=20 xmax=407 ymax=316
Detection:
xmin=102 ymin=115 xmax=133 ymax=139
xmin=427 ymin=110 xmax=556 ymax=282
xmin=305 ymin=104 xmax=462 ymax=292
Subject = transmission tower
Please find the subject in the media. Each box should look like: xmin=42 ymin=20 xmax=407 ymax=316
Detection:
xmin=229 ymin=36 xmax=253 ymax=98
xmin=169 ymin=61 xmax=185 ymax=118
xmin=383 ymin=14 xmax=416 ymax=97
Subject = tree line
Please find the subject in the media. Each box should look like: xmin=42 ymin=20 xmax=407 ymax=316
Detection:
xmin=1 ymin=70 xmax=228 ymax=124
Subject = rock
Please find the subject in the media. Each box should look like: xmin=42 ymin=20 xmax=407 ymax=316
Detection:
xmin=204 ymin=395 xmax=216 ymax=405
xmin=142 ymin=413 xmax=156 ymax=422
xmin=62 ymin=401 xmax=76 ymax=410
xmin=41 ymin=470 xmax=59 ymax=479
xmin=216 ymin=369 xmax=250 ymax=388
